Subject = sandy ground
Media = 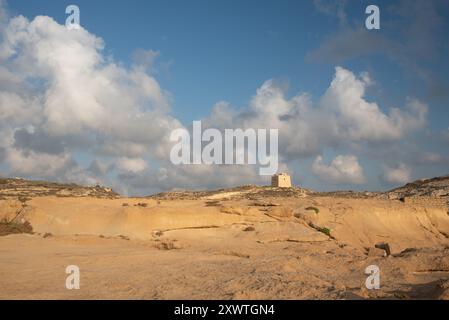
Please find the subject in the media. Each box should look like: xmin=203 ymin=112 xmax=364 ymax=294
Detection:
xmin=1 ymin=194 xmax=448 ymax=299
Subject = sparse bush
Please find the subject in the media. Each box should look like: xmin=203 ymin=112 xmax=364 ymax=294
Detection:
xmin=152 ymin=230 xmax=163 ymax=237
xmin=293 ymin=212 xmax=303 ymax=219
xmin=205 ymin=200 xmax=221 ymax=206
xmin=156 ymin=240 xmax=176 ymax=250
xmin=135 ymin=203 xmax=148 ymax=207
xmin=122 ymin=203 xmax=129 ymax=207
xmin=308 ymin=222 xmax=333 ymax=238
xmin=18 ymin=196 xmax=31 ymax=204
xmin=243 ymin=226 xmax=255 ymax=232
xmin=0 ymin=220 xmax=33 ymax=236
xmin=317 ymin=227 xmax=331 ymax=237
xmin=305 ymin=206 xmax=319 ymax=213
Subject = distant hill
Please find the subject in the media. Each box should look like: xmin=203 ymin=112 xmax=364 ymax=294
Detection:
xmin=148 ymin=185 xmax=311 ymax=200
xmin=386 ymin=175 xmax=449 ymax=203
xmin=0 ymin=178 xmax=119 ymax=199
xmin=1 ymin=174 xmax=449 ymax=202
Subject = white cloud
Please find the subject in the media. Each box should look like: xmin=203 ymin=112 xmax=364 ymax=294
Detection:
xmin=381 ymin=163 xmax=411 ymax=185
xmin=0 ymin=14 xmax=179 ymax=139
xmin=320 ymin=67 xmax=427 ymax=141
xmin=312 ymin=154 xmax=366 ymax=184
xmin=117 ymin=157 xmax=147 ymax=173
xmin=204 ymin=66 xmax=428 ymax=161
xmin=0 ymin=14 xmax=182 ymax=185
xmin=6 ymin=148 xmax=73 ymax=177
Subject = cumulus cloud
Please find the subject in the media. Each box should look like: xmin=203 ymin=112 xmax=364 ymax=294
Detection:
xmin=381 ymin=163 xmax=411 ymax=185
xmin=6 ymin=147 xmax=73 ymax=177
xmin=312 ymin=155 xmax=366 ymax=184
xmin=322 ymin=67 xmax=427 ymax=141
xmin=0 ymin=13 xmax=181 ymax=185
xmin=116 ymin=157 xmax=147 ymax=173
xmin=205 ymin=66 xmax=427 ymax=160
xmin=0 ymin=14 xmax=178 ymax=135
xmin=13 ymin=127 xmax=66 ymax=154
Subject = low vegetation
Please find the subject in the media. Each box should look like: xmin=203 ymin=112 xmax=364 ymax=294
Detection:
xmin=305 ymin=206 xmax=320 ymax=213
xmin=308 ymin=222 xmax=333 ymax=239
xmin=316 ymin=226 xmax=331 ymax=237
xmin=155 ymin=240 xmax=177 ymax=250
xmin=0 ymin=219 xmax=33 ymax=236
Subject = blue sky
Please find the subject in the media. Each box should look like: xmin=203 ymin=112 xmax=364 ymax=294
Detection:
xmin=1 ymin=0 xmax=449 ymax=194
xmin=8 ymin=0 xmax=412 ymax=122
xmin=8 ymin=0 xmax=335 ymax=121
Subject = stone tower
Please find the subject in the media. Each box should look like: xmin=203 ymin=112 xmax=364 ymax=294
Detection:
xmin=271 ymin=173 xmax=292 ymax=188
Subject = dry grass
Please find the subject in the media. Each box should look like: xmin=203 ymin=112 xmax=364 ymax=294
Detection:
xmin=155 ymin=240 xmax=177 ymax=250
xmin=0 ymin=219 xmax=33 ymax=236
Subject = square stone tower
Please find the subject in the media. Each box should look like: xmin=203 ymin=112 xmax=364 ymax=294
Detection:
xmin=271 ymin=173 xmax=292 ymax=188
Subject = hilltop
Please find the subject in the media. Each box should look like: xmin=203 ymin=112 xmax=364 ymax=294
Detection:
xmin=1 ymin=174 xmax=449 ymax=202
xmin=0 ymin=178 xmax=119 ymax=199
xmin=386 ymin=175 xmax=449 ymax=203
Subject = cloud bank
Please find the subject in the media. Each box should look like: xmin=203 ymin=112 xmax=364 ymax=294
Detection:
xmin=0 ymin=5 xmax=435 ymax=194
xmin=312 ymin=155 xmax=366 ymax=185
xmin=381 ymin=163 xmax=412 ymax=185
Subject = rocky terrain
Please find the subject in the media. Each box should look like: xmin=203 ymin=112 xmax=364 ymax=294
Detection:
xmin=0 ymin=178 xmax=119 ymax=199
xmin=149 ymin=184 xmax=311 ymax=200
xmin=385 ymin=175 xmax=449 ymax=204
xmin=0 ymin=175 xmax=448 ymax=300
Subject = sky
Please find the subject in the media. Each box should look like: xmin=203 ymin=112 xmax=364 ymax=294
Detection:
xmin=0 ymin=0 xmax=449 ymax=195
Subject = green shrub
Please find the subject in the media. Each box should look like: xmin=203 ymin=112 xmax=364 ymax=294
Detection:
xmin=317 ymin=227 xmax=331 ymax=237
xmin=305 ymin=206 xmax=320 ymax=213
xmin=308 ymin=222 xmax=333 ymax=238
